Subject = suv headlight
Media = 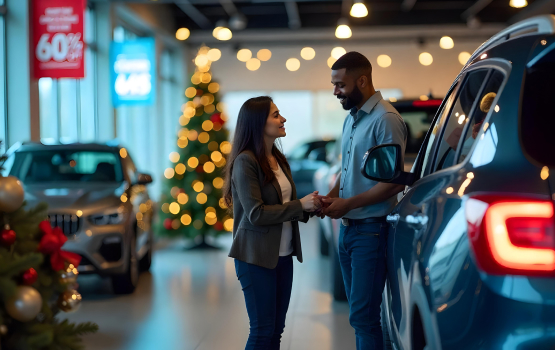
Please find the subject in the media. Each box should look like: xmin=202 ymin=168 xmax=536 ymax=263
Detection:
xmin=88 ymin=212 xmax=125 ymax=225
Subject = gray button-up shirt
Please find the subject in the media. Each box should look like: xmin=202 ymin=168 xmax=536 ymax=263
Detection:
xmin=340 ymin=91 xmax=407 ymax=219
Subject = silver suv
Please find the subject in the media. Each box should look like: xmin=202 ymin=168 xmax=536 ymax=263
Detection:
xmin=3 ymin=143 xmax=154 ymax=294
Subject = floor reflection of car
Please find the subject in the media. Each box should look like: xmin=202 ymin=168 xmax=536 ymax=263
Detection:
xmin=3 ymin=143 xmax=155 ymax=294
xmin=362 ymin=15 xmax=555 ymax=350
xmin=288 ymin=139 xmax=335 ymax=198
xmin=313 ymin=99 xmax=441 ymax=301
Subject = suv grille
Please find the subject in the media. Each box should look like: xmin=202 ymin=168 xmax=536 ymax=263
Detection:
xmin=48 ymin=214 xmax=81 ymax=236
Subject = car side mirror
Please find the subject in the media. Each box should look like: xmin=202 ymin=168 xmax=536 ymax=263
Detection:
xmin=137 ymin=173 xmax=153 ymax=185
xmin=360 ymin=144 xmax=416 ymax=186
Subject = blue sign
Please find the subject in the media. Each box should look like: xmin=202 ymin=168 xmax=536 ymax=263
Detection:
xmin=110 ymin=38 xmax=156 ymax=107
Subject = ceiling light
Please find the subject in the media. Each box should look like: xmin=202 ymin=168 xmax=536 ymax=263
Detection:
xmin=510 ymin=0 xmax=527 ymax=8
xmin=286 ymin=58 xmax=301 ymax=71
xmin=331 ymin=47 xmax=346 ymax=59
xmin=458 ymin=51 xmax=471 ymax=65
xmin=377 ymin=55 xmax=391 ymax=68
xmin=229 ymin=13 xmax=248 ymax=30
xmin=439 ymin=36 xmax=454 ymax=49
xmin=237 ymin=49 xmax=252 ymax=62
xmin=301 ymin=47 xmax=316 ymax=60
xmin=213 ymin=21 xmax=232 ymax=41
xmin=335 ymin=18 xmax=352 ymax=39
xmin=419 ymin=52 xmax=433 ymax=66
xmin=246 ymin=58 xmax=261 ymax=71
xmin=175 ymin=28 xmax=190 ymax=41
xmin=207 ymin=48 xmax=221 ymax=61
xmin=327 ymin=57 xmax=337 ymax=68
xmin=350 ymin=1 xmax=369 ymax=18
xmin=257 ymin=49 xmax=272 ymax=61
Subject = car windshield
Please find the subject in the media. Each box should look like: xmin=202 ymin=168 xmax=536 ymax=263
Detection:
xmin=8 ymin=150 xmax=124 ymax=183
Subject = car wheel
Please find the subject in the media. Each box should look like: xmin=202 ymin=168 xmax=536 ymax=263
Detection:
xmin=111 ymin=233 xmax=139 ymax=294
xmin=330 ymin=240 xmax=347 ymax=301
xmin=139 ymin=234 xmax=152 ymax=272
xmin=319 ymin=223 xmax=329 ymax=257
xmin=381 ymin=303 xmax=393 ymax=350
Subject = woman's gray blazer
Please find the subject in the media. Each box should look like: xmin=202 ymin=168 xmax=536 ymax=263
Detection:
xmin=228 ymin=150 xmax=309 ymax=269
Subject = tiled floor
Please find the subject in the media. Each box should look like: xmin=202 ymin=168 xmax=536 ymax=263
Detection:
xmin=66 ymin=218 xmax=356 ymax=350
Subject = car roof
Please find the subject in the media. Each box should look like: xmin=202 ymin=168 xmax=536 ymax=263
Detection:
xmin=13 ymin=142 xmax=122 ymax=153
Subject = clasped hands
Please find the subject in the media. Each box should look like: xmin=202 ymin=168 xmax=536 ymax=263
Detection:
xmin=299 ymin=192 xmax=351 ymax=220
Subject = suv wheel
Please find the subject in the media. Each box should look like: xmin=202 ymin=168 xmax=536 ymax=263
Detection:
xmin=139 ymin=234 xmax=152 ymax=272
xmin=111 ymin=233 xmax=139 ymax=294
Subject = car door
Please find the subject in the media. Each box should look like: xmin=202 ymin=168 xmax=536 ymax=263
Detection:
xmin=386 ymin=63 xmax=509 ymax=349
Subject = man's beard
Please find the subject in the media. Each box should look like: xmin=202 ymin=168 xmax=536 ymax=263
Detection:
xmin=337 ymin=85 xmax=364 ymax=110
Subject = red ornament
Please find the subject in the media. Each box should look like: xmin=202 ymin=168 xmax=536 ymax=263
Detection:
xmin=214 ymin=222 xmax=223 ymax=231
xmin=163 ymin=218 xmax=173 ymax=230
xmin=22 ymin=268 xmax=38 ymax=285
xmin=38 ymin=220 xmax=81 ymax=271
xmin=0 ymin=229 xmax=16 ymax=246
xmin=210 ymin=113 xmax=223 ymax=124
xmin=196 ymin=89 xmax=203 ymax=96
xmin=196 ymin=166 xmax=204 ymax=173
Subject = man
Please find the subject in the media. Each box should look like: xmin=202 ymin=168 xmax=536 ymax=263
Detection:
xmin=320 ymin=52 xmax=406 ymax=350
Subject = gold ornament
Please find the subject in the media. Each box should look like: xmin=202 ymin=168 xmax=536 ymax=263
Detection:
xmin=0 ymin=176 xmax=24 ymax=213
xmin=5 ymin=286 xmax=42 ymax=322
xmin=57 ymin=289 xmax=82 ymax=313
xmin=59 ymin=270 xmax=78 ymax=285
xmin=0 ymin=324 xmax=7 ymax=335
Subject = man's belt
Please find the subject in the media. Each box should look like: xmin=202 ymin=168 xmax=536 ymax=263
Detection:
xmin=341 ymin=216 xmax=387 ymax=226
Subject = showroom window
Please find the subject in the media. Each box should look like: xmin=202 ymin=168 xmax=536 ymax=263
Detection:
xmin=0 ymin=0 xmax=6 ymax=152
xmin=38 ymin=7 xmax=97 ymax=144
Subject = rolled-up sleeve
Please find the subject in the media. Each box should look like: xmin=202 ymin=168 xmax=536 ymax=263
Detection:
xmin=376 ymin=112 xmax=407 ymax=163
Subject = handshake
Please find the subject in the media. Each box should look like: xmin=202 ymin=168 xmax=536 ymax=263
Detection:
xmin=299 ymin=191 xmax=347 ymax=219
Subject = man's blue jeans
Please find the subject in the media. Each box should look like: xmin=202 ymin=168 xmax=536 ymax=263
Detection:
xmin=339 ymin=221 xmax=388 ymax=350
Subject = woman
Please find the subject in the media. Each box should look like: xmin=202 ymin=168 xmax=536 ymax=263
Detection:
xmin=223 ymin=96 xmax=320 ymax=350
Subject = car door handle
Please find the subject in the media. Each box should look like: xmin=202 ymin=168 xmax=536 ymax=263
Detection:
xmin=405 ymin=213 xmax=429 ymax=230
xmin=386 ymin=213 xmax=400 ymax=228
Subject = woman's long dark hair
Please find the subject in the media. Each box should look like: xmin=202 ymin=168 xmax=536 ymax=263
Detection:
xmin=223 ymin=96 xmax=289 ymax=209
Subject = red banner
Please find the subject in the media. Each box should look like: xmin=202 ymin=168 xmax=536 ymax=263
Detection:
xmin=32 ymin=0 xmax=85 ymax=79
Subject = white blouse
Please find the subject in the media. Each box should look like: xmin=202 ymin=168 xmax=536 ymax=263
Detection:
xmin=274 ymin=163 xmax=293 ymax=256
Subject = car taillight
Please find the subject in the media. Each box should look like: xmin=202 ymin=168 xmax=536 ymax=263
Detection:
xmin=465 ymin=195 xmax=555 ymax=276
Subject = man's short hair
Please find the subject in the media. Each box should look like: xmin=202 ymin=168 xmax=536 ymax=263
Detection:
xmin=331 ymin=51 xmax=372 ymax=78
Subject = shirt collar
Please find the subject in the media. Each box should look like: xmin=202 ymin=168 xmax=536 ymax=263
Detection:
xmin=349 ymin=91 xmax=383 ymax=120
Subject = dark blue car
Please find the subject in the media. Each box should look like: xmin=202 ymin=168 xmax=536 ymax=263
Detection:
xmin=361 ymin=15 xmax=555 ymax=349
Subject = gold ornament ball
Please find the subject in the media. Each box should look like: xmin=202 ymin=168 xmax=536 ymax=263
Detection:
xmin=57 ymin=289 xmax=82 ymax=313
xmin=59 ymin=271 xmax=78 ymax=285
xmin=0 ymin=324 xmax=7 ymax=335
xmin=5 ymin=286 xmax=43 ymax=322
xmin=0 ymin=176 xmax=24 ymax=213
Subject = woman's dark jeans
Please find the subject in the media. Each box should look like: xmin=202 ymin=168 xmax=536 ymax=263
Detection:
xmin=235 ymin=256 xmax=293 ymax=350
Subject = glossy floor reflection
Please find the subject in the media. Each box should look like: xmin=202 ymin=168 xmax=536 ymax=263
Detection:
xmin=66 ymin=218 xmax=356 ymax=350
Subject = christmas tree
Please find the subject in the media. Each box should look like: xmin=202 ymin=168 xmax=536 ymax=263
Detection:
xmin=157 ymin=46 xmax=233 ymax=245
xmin=0 ymin=149 xmax=97 ymax=350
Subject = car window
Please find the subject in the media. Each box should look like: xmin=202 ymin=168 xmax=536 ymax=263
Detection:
xmin=457 ymin=70 xmax=505 ymax=164
xmin=10 ymin=150 xmax=123 ymax=183
xmin=520 ymin=45 xmax=555 ymax=167
xmin=419 ymin=84 xmax=459 ymax=178
xmin=432 ymin=69 xmax=489 ymax=173
xmin=288 ymin=144 xmax=310 ymax=160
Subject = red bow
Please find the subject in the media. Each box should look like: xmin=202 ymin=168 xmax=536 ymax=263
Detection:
xmin=38 ymin=220 xmax=82 ymax=271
